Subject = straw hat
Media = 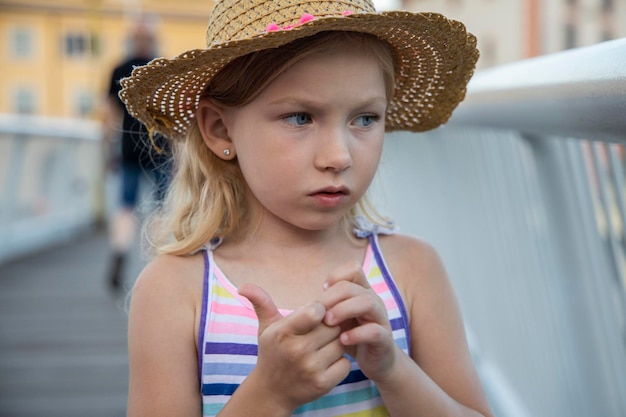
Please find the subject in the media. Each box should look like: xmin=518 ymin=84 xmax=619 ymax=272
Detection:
xmin=119 ymin=0 xmax=479 ymax=141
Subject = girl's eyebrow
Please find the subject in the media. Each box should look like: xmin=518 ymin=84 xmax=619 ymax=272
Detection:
xmin=267 ymin=96 xmax=388 ymax=108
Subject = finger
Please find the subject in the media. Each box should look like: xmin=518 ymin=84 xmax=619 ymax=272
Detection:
xmin=305 ymin=319 xmax=343 ymax=347
xmin=339 ymin=322 xmax=391 ymax=347
xmin=318 ymin=279 xmax=370 ymax=315
xmin=323 ymin=261 xmax=370 ymax=290
xmin=238 ymin=283 xmax=283 ymax=333
xmin=285 ymin=302 xmax=327 ymax=335
xmin=308 ymin=334 xmax=348 ymax=368
xmin=324 ymin=355 xmax=352 ymax=387
xmin=323 ymin=293 xmax=388 ymax=327
xmin=328 ymin=355 xmax=352 ymax=386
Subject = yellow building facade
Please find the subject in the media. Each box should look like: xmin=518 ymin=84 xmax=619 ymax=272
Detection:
xmin=0 ymin=0 xmax=212 ymax=119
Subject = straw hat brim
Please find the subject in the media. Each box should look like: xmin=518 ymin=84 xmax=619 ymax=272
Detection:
xmin=120 ymin=11 xmax=478 ymax=141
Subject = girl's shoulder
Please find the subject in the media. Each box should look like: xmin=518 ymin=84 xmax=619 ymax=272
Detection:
xmin=376 ymin=233 xmax=451 ymax=309
xmin=377 ymin=233 xmax=446 ymax=279
xmin=131 ymin=252 xmax=205 ymax=315
xmin=352 ymin=217 xmax=447 ymax=289
xmin=136 ymin=251 xmax=205 ymax=286
xmin=127 ymin=253 xmax=206 ymax=414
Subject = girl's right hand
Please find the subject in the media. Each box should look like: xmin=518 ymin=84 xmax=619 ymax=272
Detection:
xmin=238 ymin=283 xmax=351 ymax=414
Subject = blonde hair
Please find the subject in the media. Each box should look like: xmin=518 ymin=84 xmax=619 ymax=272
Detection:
xmin=147 ymin=31 xmax=395 ymax=256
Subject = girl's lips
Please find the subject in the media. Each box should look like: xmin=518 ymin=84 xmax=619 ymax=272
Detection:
xmin=308 ymin=187 xmax=350 ymax=209
xmin=309 ymin=186 xmax=350 ymax=196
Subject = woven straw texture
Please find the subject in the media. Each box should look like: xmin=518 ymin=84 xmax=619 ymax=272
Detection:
xmin=120 ymin=0 xmax=479 ymax=141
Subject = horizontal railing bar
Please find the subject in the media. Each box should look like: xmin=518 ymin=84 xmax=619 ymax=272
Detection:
xmin=448 ymin=38 xmax=626 ymax=143
xmin=0 ymin=113 xmax=102 ymax=141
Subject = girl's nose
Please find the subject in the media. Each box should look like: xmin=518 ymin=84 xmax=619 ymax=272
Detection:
xmin=314 ymin=128 xmax=353 ymax=172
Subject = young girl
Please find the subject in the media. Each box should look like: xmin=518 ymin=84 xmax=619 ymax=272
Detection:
xmin=120 ymin=1 xmax=493 ymax=416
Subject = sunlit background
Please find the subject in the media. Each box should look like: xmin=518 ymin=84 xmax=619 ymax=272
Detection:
xmin=0 ymin=1 xmax=624 ymax=416
xmin=1 ymin=0 xmax=623 ymax=120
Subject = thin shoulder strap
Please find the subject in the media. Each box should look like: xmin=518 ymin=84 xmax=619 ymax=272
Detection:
xmin=368 ymin=233 xmax=412 ymax=355
xmin=198 ymin=249 xmax=210 ymax=384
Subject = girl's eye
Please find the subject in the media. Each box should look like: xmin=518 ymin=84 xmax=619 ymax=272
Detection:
xmin=354 ymin=114 xmax=380 ymax=128
xmin=283 ymin=113 xmax=312 ymax=126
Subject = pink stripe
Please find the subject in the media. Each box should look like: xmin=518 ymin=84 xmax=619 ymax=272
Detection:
xmin=371 ymin=282 xmax=397 ymax=307
xmin=211 ymin=302 xmax=258 ymax=320
xmin=371 ymin=281 xmax=388 ymax=294
xmin=208 ymin=320 xmax=258 ymax=336
xmin=369 ymin=279 xmax=397 ymax=310
xmin=383 ymin=296 xmax=398 ymax=310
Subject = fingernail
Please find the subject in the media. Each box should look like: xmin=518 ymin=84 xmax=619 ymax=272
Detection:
xmin=323 ymin=281 xmax=329 ymax=290
xmin=325 ymin=311 xmax=334 ymax=324
xmin=312 ymin=302 xmax=326 ymax=320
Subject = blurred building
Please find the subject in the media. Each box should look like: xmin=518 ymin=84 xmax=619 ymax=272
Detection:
xmin=2 ymin=0 xmax=623 ymax=116
xmin=0 ymin=0 xmax=212 ymax=119
xmin=403 ymin=0 xmax=626 ymax=68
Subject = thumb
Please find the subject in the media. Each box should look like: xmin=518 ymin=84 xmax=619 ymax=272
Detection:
xmin=238 ymin=283 xmax=283 ymax=333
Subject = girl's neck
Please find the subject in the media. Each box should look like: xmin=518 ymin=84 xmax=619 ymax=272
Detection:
xmin=213 ymin=218 xmax=367 ymax=309
xmin=223 ymin=218 xmax=351 ymax=257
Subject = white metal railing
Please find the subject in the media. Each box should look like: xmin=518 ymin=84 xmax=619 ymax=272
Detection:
xmin=372 ymin=38 xmax=626 ymax=417
xmin=449 ymin=38 xmax=626 ymax=144
xmin=0 ymin=113 xmax=103 ymax=264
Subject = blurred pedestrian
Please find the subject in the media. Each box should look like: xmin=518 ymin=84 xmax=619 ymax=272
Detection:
xmin=102 ymin=21 xmax=171 ymax=290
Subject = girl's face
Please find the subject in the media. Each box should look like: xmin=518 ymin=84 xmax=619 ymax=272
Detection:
xmin=223 ymin=45 xmax=387 ymax=234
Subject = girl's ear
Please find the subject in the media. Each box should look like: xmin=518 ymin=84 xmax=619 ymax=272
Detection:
xmin=196 ymin=99 xmax=237 ymax=160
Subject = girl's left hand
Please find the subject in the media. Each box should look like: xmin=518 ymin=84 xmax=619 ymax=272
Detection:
xmin=318 ymin=262 xmax=398 ymax=383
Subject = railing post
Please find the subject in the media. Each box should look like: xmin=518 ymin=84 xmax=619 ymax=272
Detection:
xmin=0 ymin=134 xmax=27 ymax=259
xmin=523 ymin=133 xmax=626 ymax=416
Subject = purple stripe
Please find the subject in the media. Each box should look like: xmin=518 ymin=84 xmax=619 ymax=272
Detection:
xmin=201 ymin=370 xmax=368 ymax=396
xmin=389 ymin=317 xmax=404 ymax=331
xmin=369 ymin=234 xmax=412 ymax=355
xmin=202 ymin=383 xmax=239 ymax=396
xmin=338 ymin=369 xmax=368 ymax=385
xmin=205 ymin=342 xmax=258 ymax=355
xmin=198 ymin=249 xmax=210 ymax=385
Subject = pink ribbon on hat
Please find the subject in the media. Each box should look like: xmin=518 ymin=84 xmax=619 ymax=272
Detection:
xmin=266 ymin=13 xmax=316 ymax=32
xmin=264 ymin=11 xmax=354 ymax=32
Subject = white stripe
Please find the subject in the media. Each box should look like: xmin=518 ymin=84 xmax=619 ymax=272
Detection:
xmin=203 ymin=353 xmax=257 ymax=364
xmin=206 ymin=333 xmax=258 ymax=344
xmin=208 ymin=312 xmax=259 ymax=327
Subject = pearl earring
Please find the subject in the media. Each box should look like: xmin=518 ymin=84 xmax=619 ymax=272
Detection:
xmin=223 ymin=149 xmax=231 ymax=156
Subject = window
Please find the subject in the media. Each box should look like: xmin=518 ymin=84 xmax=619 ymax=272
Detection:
xmin=90 ymin=34 xmax=101 ymax=56
xmin=63 ymin=32 xmax=100 ymax=57
xmin=75 ymin=89 xmax=95 ymax=117
xmin=13 ymin=88 xmax=36 ymax=114
xmin=11 ymin=27 xmax=34 ymax=58
xmin=601 ymin=0 xmax=615 ymax=41
xmin=564 ymin=24 xmax=577 ymax=49
xmin=64 ymin=33 xmax=87 ymax=57
xmin=564 ymin=0 xmax=578 ymax=49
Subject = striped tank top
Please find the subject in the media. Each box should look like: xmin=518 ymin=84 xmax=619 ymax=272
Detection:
xmin=198 ymin=230 xmax=411 ymax=417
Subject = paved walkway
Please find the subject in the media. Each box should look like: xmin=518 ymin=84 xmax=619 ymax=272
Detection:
xmin=0 ymin=229 xmax=144 ymax=417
